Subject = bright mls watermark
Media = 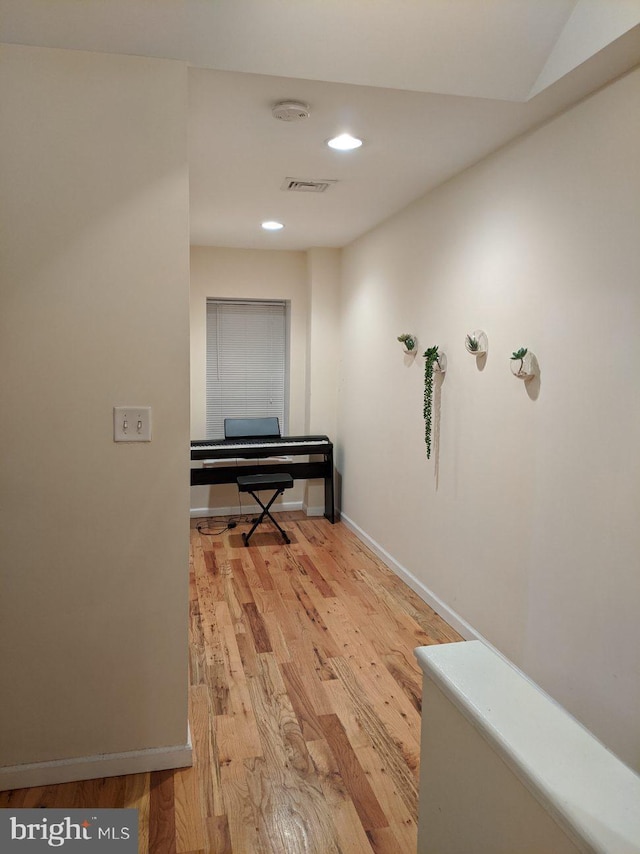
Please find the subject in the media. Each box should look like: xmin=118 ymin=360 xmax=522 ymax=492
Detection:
xmin=0 ymin=809 xmax=138 ymax=851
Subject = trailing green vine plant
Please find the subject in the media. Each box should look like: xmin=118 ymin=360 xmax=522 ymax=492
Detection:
xmin=423 ymin=345 xmax=440 ymax=459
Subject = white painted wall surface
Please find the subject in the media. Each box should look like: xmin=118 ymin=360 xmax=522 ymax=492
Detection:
xmin=305 ymin=248 xmax=341 ymax=514
xmin=339 ymin=68 xmax=640 ymax=769
xmin=189 ymin=246 xmax=310 ymax=515
xmin=0 ymin=45 xmax=191 ymax=780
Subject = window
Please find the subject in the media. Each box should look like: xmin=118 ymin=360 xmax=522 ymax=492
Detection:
xmin=206 ymin=299 xmax=289 ymax=439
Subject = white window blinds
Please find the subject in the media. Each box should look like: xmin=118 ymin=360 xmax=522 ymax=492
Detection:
xmin=206 ymin=299 xmax=288 ymax=439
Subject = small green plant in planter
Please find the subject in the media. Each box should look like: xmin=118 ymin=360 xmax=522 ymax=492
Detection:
xmin=397 ymin=333 xmax=416 ymax=352
xmin=511 ymin=347 xmax=528 ymax=375
xmin=465 ymin=334 xmax=480 ymax=352
xmin=423 ymin=345 xmax=440 ymax=459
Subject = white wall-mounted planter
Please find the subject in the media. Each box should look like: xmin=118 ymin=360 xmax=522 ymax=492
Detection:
xmin=434 ymin=352 xmax=447 ymax=373
xmin=510 ymin=350 xmax=536 ymax=381
xmin=465 ymin=330 xmax=488 ymax=356
xmin=398 ymin=334 xmax=417 ymax=355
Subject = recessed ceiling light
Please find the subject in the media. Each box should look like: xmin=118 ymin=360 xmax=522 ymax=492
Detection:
xmin=262 ymin=220 xmax=284 ymax=231
xmin=327 ymin=133 xmax=363 ymax=151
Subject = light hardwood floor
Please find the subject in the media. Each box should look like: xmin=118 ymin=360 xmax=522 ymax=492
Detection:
xmin=1 ymin=513 xmax=463 ymax=853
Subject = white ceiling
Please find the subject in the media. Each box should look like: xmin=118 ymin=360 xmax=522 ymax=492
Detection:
xmin=2 ymin=0 xmax=640 ymax=250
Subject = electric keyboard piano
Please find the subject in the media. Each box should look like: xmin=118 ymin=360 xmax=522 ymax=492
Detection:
xmin=190 ymin=435 xmax=335 ymax=522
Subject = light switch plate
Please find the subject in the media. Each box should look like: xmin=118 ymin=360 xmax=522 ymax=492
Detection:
xmin=114 ymin=406 xmax=152 ymax=442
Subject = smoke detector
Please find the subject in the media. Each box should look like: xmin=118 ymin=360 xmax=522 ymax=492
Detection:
xmin=272 ymin=100 xmax=310 ymax=122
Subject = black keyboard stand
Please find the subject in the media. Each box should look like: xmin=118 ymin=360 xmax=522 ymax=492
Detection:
xmin=190 ymin=434 xmax=335 ymax=523
xmin=237 ymin=473 xmax=294 ymax=546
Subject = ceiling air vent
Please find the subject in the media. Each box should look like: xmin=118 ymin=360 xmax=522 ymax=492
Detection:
xmin=281 ymin=177 xmax=337 ymax=193
xmin=272 ymin=101 xmax=310 ymax=122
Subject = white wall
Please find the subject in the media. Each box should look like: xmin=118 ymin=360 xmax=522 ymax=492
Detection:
xmin=0 ymin=45 xmax=191 ymax=781
xmin=190 ymin=246 xmax=311 ymax=514
xmin=305 ymin=248 xmax=341 ymax=512
xmin=190 ymin=246 xmax=341 ymax=518
xmin=305 ymin=248 xmax=341 ymax=440
xmin=339 ymin=68 xmax=640 ymax=769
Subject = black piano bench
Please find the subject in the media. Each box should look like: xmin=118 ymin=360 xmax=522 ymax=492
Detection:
xmin=237 ymin=473 xmax=294 ymax=546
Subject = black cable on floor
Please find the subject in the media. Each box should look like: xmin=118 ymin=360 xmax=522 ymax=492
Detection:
xmin=196 ymin=514 xmax=254 ymax=536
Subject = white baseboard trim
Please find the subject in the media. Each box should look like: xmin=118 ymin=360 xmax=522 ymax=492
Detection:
xmin=340 ymin=512 xmax=494 ymax=648
xmin=339 ymin=516 xmax=536 ymax=675
xmin=190 ymin=500 xmax=326 ymax=519
xmin=301 ymin=504 xmax=325 ymax=517
xmin=0 ymin=734 xmax=192 ymax=791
